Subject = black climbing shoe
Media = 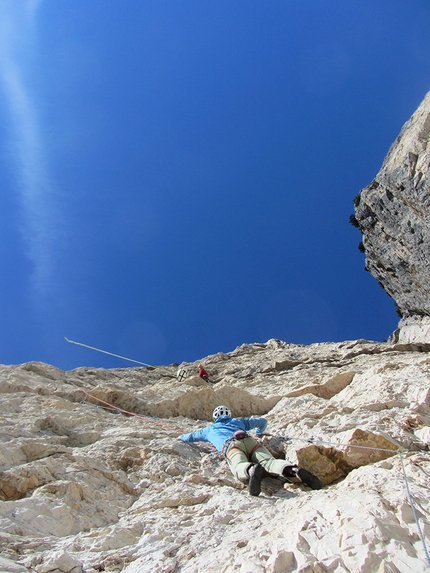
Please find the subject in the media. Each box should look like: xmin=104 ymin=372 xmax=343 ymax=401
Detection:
xmin=297 ymin=468 xmax=322 ymax=490
xmin=282 ymin=465 xmax=299 ymax=478
xmin=248 ymin=463 xmax=264 ymax=496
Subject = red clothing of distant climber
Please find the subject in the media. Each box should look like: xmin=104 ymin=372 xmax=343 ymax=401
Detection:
xmin=198 ymin=364 xmax=209 ymax=381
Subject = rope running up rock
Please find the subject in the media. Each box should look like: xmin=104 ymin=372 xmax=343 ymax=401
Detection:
xmin=79 ymin=387 xmax=216 ymax=452
xmin=78 ymin=390 xmax=430 ymax=567
xmin=265 ymin=432 xmax=430 ymax=568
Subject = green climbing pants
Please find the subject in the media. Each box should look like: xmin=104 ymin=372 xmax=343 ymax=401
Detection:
xmin=225 ymin=436 xmax=291 ymax=481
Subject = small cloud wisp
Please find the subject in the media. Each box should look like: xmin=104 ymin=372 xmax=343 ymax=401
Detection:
xmin=0 ymin=0 xmax=61 ymax=304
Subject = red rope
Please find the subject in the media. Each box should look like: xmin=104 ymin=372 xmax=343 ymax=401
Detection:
xmin=79 ymin=387 xmax=217 ymax=453
xmin=79 ymin=387 xmax=180 ymax=433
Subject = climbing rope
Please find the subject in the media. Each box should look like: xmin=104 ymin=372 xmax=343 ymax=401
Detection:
xmin=69 ymin=336 xmax=429 ymax=565
xmin=65 ymin=337 xmax=177 ymax=378
xmin=264 ymin=432 xmax=430 ymax=567
xmin=79 ymin=388 xmax=216 ymax=453
xmin=82 ymin=402 xmax=122 ymax=415
xmin=78 ymin=391 xmax=430 ymax=565
xmin=79 ymin=388 xmax=179 ymax=433
xmin=398 ymin=450 xmax=430 ymax=568
xmin=65 ymin=337 xmax=155 ymax=367
xmin=262 ymin=432 xmax=409 ymax=454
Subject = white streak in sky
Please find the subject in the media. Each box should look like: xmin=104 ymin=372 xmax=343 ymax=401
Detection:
xmin=0 ymin=0 xmax=59 ymax=302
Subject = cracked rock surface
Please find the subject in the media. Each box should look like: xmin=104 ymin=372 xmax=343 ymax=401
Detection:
xmin=1 ymin=338 xmax=429 ymax=572
xmin=354 ymin=91 xmax=430 ymax=344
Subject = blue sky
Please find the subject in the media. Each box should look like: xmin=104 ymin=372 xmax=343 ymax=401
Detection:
xmin=1 ymin=0 xmax=430 ymax=370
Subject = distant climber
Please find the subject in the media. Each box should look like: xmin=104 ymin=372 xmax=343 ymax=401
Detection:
xmin=179 ymin=405 xmax=322 ymax=496
xmin=198 ymin=363 xmax=211 ymax=383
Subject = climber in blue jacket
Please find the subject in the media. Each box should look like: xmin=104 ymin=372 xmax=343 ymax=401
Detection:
xmin=179 ymin=405 xmax=322 ymax=496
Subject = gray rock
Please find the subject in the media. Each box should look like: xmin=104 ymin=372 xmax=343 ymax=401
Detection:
xmin=354 ymin=91 xmax=430 ymax=341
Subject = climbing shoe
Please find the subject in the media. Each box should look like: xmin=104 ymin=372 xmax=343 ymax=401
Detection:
xmin=297 ymin=468 xmax=322 ymax=490
xmin=248 ymin=463 xmax=264 ymax=496
xmin=282 ymin=465 xmax=299 ymax=478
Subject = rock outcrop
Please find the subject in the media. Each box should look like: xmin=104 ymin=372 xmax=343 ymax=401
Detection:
xmin=353 ymin=91 xmax=430 ymax=345
xmin=1 ymin=339 xmax=430 ymax=572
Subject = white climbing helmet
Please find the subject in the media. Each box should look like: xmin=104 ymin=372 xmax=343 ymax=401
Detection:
xmin=212 ymin=405 xmax=231 ymax=421
xmin=176 ymin=367 xmax=189 ymax=382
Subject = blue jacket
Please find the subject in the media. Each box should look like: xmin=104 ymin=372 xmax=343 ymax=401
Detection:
xmin=180 ymin=415 xmax=268 ymax=452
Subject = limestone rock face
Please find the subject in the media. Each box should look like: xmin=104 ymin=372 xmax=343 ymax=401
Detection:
xmin=354 ymin=91 xmax=430 ymax=343
xmin=1 ymin=341 xmax=429 ymax=573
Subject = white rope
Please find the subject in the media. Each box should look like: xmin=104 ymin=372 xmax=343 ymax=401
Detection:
xmin=266 ymin=432 xmax=430 ymax=567
xmin=397 ymin=450 xmax=430 ymax=568
xmin=64 ymin=337 xmax=155 ymax=367
xmin=264 ymin=433 xmax=407 ymax=454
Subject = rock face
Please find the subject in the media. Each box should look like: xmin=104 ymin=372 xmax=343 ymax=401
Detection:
xmin=1 ymin=340 xmax=430 ymax=573
xmin=353 ymin=91 xmax=430 ymax=344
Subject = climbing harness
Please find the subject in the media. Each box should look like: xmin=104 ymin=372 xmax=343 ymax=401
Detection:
xmin=222 ymin=431 xmax=263 ymax=460
xmin=221 ymin=430 xmax=249 ymax=456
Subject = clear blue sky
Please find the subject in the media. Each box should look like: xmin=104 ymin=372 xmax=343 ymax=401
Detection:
xmin=1 ymin=0 xmax=429 ymax=370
